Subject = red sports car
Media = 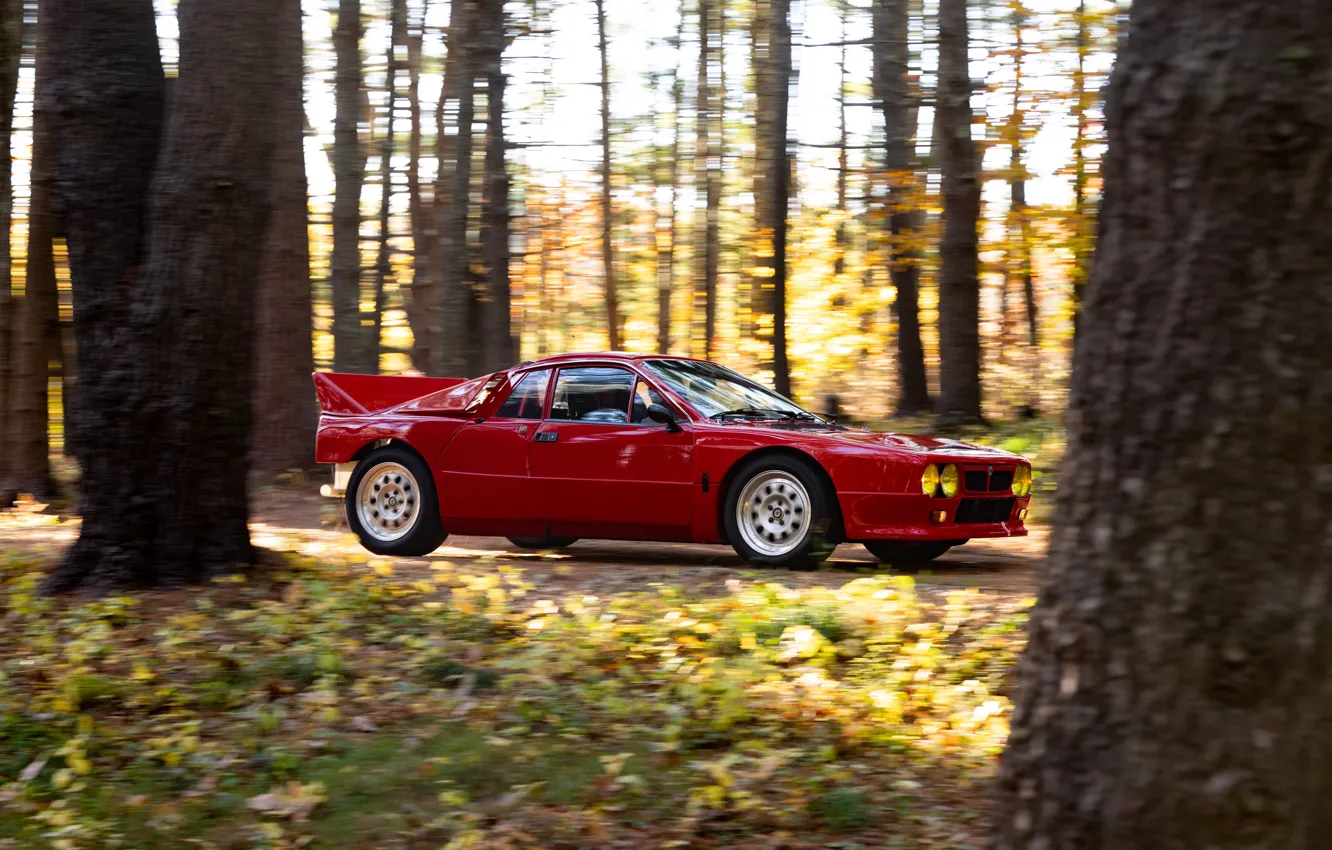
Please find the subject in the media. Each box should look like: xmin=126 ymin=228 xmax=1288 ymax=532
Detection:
xmin=313 ymin=353 xmax=1032 ymax=569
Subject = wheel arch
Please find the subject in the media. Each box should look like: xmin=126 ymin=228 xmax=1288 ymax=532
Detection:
xmin=715 ymin=446 xmax=845 ymax=545
xmin=352 ymin=438 xmax=434 ymax=474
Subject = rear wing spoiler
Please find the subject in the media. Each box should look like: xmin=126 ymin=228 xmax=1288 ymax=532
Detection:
xmin=312 ymin=372 xmax=467 ymax=415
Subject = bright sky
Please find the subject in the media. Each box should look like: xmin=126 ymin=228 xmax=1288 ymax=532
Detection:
xmin=147 ymin=0 xmax=1116 ymax=217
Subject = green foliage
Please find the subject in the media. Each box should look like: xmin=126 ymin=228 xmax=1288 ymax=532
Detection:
xmin=0 ymin=553 xmax=1029 ymax=848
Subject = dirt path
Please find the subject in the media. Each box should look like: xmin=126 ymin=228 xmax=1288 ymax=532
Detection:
xmin=1 ymin=484 xmax=1044 ymax=597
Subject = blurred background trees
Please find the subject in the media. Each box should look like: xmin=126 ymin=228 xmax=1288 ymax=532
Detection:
xmin=0 ymin=0 xmax=1124 ymax=509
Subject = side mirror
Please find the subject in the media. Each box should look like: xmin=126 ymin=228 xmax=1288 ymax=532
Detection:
xmin=646 ymin=404 xmax=681 ymax=432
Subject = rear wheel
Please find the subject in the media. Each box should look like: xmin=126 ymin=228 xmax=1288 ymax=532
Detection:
xmin=725 ymin=455 xmax=837 ymax=570
xmin=863 ymin=540 xmax=953 ymax=566
xmin=507 ymin=536 xmax=579 ymax=550
xmin=345 ymin=446 xmax=447 ymax=557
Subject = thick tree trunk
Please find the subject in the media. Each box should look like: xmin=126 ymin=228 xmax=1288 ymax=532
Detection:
xmin=436 ymin=0 xmax=474 ymax=377
xmin=479 ymin=0 xmax=511 ymax=372
xmin=935 ymin=0 xmax=981 ymax=423
xmin=406 ymin=0 xmax=432 ymax=370
xmin=8 ymin=13 xmax=59 ymax=503
xmin=656 ymin=2 xmax=685 ymax=356
xmin=49 ymin=0 xmax=276 ymax=592
xmin=253 ymin=0 xmax=316 ymax=476
xmin=373 ymin=0 xmax=403 ymax=372
xmin=0 ymin=0 xmax=24 ymax=505
xmin=993 ymin=3 xmax=1332 ymax=847
xmin=594 ymin=0 xmax=618 ymax=351
xmin=872 ymin=0 xmax=929 ymax=415
xmin=47 ymin=0 xmax=164 ymax=589
xmin=332 ymin=0 xmax=372 ymax=373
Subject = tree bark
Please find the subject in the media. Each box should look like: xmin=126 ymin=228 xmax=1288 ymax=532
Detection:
xmin=993 ymin=2 xmax=1332 ymax=846
xmin=435 ymin=0 xmax=474 ymax=377
xmin=595 ymin=0 xmax=619 ymax=351
xmin=872 ymin=0 xmax=929 ymax=415
xmin=935 ymin=0 xmax=981 ymax=423
xmin=373 ymin=0 xmax=403 ymax=372
xmin=656 ymin=0 xmax=685 ymax=356
xmin=8 ymin=8 xmax=59 ymax=503
xmin=1069 ymin=0 xmax=1090 ymax=335
xmin=406 ymin=0 xmax=432 ymax=370
xmin=253 ymin=0 xmax=316 ymax=476
xmin=693 ymin=0 xmax=709 ymax=359
xmin=333 ymin=0 xmax=372 ymax=373
xmin=479 ymin=0 xmax=511 ymax=371
xmin=704 ymin=0 xmax=723 ymax=362
xmin=47 ymin=0 xmax=164 ymax=589
xmin=0 ymin=0 xmax=24 ymax=505
xmin=753 ymin=0 xmax=791 ymax=396
xmin=49 ymin=0 xmax=276 ymax=592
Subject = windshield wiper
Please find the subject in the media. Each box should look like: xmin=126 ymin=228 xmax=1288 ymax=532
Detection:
xmin=712 ymin=408 xmax=822 ymax=422
xmin=711 ymin=407 xmax=787 ymax=420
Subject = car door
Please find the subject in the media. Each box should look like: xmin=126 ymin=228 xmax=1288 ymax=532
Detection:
xmin=436 ymin=369 xmax=549 ymax=527
xmin=529 ymin=365 xmax=695 ymax=538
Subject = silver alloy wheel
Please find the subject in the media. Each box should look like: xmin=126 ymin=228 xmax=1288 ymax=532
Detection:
xmin=735 ymin=469 xmax=812 ymax=557
xmin=356 ymin=462 xmax=421 ymax=542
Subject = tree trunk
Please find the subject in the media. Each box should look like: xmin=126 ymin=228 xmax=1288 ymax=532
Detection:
xmin=253 ymin=0 xmax=316 ymax=476
xmin=0 ymin=0 xmax=24 ymax=505
xmin=406 ymin=0 xmax=432 ymax=370
xmin=753 ymin=0 xmax=791 ymax=395
xmin=703 ymin=0 xmax=723 ymax=361
xmin=49 ymin=0 xmax=276 ymax=592
xmin=8 ymin=8 xmax=59 ymax=503
xmin=935 ymin=0 xmax=981 ymax=423
xmin=373 ymin=0 xmax=403 ymax=372
xmin=693 ymin=0 xmax=709 ymax=358
xmin=993 ymin=2 xmax=1332 ymax=846
xmin=594 ymin=0 xmax=619 ymax=351
xmin=1008 ymin=0 xmax=1038 ymax=408
xmin=333 ymin=0 xmax=371 ymax=373
xmin=47 ymin=0 xmax=164 ymax=588
xmin=872 ymin=0 xmax=929 ymax=415
xmin=656 ymin=0 xmax=685 ymax=356
xmin=1069 ymin=0 xmax=1090 ymax=335
xmin=436 ymin=0 xmax=474 ymax=377
xmin=479 ymin=0 xmax=511 ymax=372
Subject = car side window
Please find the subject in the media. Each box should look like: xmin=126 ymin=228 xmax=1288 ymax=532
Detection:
xmin=630 ymin=379 xmax=670 ymax=424
xmin=495 ymin=369 xmax=550 ymax=419
xmin=550 ymin=367 xmax=634 ymax=423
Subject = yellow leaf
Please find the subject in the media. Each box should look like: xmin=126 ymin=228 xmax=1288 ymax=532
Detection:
xmin=371 ymin=561 xmax=394 ymax=577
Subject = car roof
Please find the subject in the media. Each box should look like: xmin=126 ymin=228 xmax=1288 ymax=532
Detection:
xmin=507 ymin=352 xmax=712 ymax=371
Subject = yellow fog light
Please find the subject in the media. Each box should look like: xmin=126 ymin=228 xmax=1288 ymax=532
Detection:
xmin=1013 ymin=465 xmax=1032 ymax=497
xmin=929 ymin=510 xmax=947 ymax=524
xmin=921 ymin=464 xmax=940 ymax=496
xmin=940 ymin=464 xmax=960 ymax=498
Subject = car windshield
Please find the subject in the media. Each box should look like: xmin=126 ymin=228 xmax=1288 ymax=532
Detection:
xmin=643 ymin=359 xmax=818 ymax=420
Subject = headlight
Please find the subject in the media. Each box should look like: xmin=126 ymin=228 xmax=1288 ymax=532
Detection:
xmin=940 ymin=464 xmax=960 ymax=498
xmin=1013 ymin=465 xmax=1032 ymax=497
xmin=920 ymin=464 xmax=940 ymax=496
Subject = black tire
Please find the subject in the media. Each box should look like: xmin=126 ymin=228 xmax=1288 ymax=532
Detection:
xmin=863 ymin=540 xmax=953 ymax=566
xmin=724 ymin=454 xmax=838 ymax=570
xmin=345 ymin=445 xmax=448 ymax=557
xmin=507 ymin=536 xmax=579 ymax=550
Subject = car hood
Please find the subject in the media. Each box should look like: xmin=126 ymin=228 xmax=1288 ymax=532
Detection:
xmin=705 ymin=422 xmax=1023 ymax=460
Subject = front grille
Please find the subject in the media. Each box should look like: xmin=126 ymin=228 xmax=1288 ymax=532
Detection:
xmin=963 ymin=469 xmax=1014 ymax=493
xmin=956 ymin=498 xmax=1016 ymax=524
xmin=964 ymin=471 xmax=987 ymax=492
xmin=988 ymin=470 xmax=1014 ymax=492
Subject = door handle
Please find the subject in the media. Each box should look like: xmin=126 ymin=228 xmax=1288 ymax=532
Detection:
xmin=534 ymin=431 xmax=558 ymax=443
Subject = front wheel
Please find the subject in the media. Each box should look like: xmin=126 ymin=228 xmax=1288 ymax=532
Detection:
xmin=724 ymin=455 xmax=837 ymax=570
xmin=345 ymin=446 xmax=448 ymax=557
xmin=863 ymin=540 xmax=953 ymax=566
xmin=507 ymin=536 xmax=579 ymax=550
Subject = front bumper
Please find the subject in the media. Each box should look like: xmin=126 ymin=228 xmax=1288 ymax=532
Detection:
xmin=838 ymin=491 xmax=1031 ymax=542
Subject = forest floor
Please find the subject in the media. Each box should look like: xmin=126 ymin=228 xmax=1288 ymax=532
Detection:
xmin=0 ymin=485 xmax=1043 ymax=849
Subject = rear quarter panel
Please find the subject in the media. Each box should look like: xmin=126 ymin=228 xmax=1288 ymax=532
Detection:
xmin=314 ymin=414 xmax=467 ymax=467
